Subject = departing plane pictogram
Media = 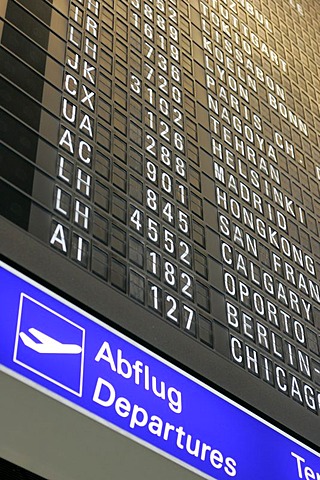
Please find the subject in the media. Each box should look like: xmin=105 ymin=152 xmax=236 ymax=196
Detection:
xmin=19 ymin=328 xmax=82 ymax=354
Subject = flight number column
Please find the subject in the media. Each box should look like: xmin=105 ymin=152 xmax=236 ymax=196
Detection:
xmin=128 ymin=0 xmax=213 ymax=345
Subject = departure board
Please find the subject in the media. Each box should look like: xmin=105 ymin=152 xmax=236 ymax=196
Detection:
xmin=1 ymin=0 xmax=320 ymax=449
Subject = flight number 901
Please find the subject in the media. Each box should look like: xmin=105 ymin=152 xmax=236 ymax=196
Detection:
xmin=145 ymin=160 xmax=188 ymax=206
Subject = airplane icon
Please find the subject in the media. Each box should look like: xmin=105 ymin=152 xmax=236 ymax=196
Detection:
xmin=19 ymin=328 xmax=82 ymax=354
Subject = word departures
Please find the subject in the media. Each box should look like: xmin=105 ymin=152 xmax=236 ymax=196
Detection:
xmin=1 ymin=263 xmax=319 ymax=480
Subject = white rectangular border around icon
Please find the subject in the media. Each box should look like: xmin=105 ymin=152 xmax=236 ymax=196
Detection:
xmin=13 ymin=293 xmax=85 ymax=397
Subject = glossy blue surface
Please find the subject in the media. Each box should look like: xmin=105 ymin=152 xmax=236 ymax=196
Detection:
xmin=0 ymin=262 xmax=319 ymax=479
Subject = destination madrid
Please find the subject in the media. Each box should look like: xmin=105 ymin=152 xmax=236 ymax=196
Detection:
xmin=92 ymin=341 xmax=237 ymax=477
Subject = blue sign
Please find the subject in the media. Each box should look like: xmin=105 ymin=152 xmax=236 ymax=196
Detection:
xmin=0 ymin=262 xmax=319 ymax=479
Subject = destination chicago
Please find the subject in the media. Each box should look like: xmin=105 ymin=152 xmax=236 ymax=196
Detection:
xmin=230 ymin=333 xmax=320 ymax=414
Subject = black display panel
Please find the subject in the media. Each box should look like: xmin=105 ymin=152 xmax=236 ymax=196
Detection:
xmin=1 ymin=0 xmax=320 ymax=449
xmin=0 ymin=457 xmax=48 ymax=480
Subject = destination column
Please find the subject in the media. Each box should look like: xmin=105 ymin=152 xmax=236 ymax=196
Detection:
xmin=197 ymin=0 xmax=320 ymax=414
